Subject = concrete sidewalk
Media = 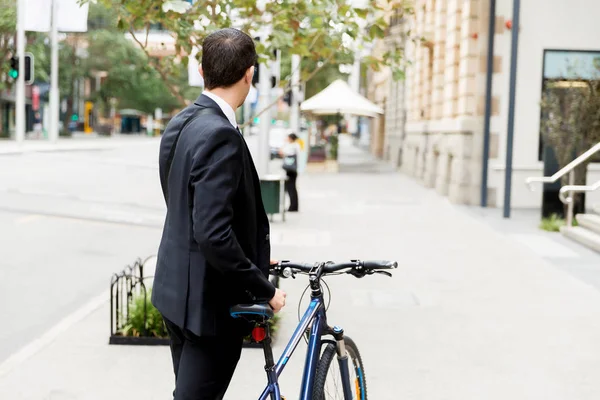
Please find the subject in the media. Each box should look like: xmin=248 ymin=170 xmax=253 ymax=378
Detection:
xmin=2 ymin=146 xmax=600 ymax=399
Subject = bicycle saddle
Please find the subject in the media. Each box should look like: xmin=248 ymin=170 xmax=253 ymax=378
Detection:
xmin=230 ymin=303 xmax=274 ymax=321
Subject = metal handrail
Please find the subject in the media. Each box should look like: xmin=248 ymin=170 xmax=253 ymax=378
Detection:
xmin=559 ymin=179 xmax=600 ymax=204
xmin=525 ymin=141 xmax=600 ymax=228
xmin=525 ymin=142 xmax=600 ymax=190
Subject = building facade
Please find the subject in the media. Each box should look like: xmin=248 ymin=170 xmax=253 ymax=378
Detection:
xmin=377 ymin=0 xmax=600 ymax=209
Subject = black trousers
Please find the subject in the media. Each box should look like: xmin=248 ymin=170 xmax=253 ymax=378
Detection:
xmin=285 ymin=171 xmax=299 ymax=211
xmin=164 ymin=318 xmax=243 ymax=400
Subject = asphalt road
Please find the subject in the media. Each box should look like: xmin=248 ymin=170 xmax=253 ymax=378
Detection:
xmin=0 ymin=139 xmax=165 ymax=362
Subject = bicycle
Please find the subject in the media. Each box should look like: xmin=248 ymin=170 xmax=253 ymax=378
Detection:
xmin=230 ymin=259 xmax=398 ymax=400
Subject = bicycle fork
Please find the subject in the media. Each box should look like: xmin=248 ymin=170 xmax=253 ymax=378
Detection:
xmin=332 ymin=326 xmax=354 ymax=400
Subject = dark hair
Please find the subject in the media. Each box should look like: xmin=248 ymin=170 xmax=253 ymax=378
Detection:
xmin=288 ymin=133 xmax=298 ymax=141
xmin=201 ymin=28 xmax=258 ymax=90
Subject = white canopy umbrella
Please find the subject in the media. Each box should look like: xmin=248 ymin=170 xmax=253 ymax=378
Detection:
xmin=300 ymin=79 xmax=384 ymax=117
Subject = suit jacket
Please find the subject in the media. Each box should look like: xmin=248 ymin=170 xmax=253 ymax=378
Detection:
xmin=152 ymin=94 xmax=275 ymax=337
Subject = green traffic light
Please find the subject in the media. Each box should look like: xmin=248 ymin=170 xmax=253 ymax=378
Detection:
xmin=8 ymin=69 xmax=18 ymax=79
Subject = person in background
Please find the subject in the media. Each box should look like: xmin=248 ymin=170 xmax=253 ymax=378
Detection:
xmin=33 ymin=112 xmax=42 ymax=139
xmin=280 ymin=133 xmax=300 ymax=212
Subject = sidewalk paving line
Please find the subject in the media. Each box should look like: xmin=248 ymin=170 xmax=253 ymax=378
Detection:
xmin=0 ymin=292 xmax=107 ymax=379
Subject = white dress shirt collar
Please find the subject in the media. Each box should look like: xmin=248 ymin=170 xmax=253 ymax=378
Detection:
xmin=202 ymin=91 xmax=237 ymax=128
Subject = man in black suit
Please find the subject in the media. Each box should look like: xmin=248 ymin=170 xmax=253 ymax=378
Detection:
xmin=152 ymin=28 xmax=286 ymax=400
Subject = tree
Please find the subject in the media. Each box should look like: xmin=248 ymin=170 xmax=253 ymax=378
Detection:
xmin=86 ymin=30 xmax=186 ymax=115
xmin=540 ymin=79 xmax=600 ymax=212
xmin=0 ymin=0 xmax=16 ymax=91
xmin=86 ymin=0 xmax=414 ymax=119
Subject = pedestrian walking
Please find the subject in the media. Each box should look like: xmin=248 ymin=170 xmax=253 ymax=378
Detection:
xmin=280 ymin=133 xmax=300 ymax=212
xmin=153 ymin=28 xmax=286 ymax=400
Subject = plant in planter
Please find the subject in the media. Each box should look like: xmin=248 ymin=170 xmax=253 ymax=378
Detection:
xmin=109 ymin=257 xmax=170 ymax=345
xmin=110 ymin=257 xmax=283 ymax=346
xmin=120 ymin=288 xmax=168 ymax=338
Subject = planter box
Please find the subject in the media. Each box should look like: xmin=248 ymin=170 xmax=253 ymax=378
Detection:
xmin=109 ymin=334 xmax=273 ymax=348
xmin=109 ymin=335 xmax=169 ymax=346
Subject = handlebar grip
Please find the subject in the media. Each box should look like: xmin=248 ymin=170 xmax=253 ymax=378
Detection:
xmin=362 ymin=260 xmax=398 ymax=270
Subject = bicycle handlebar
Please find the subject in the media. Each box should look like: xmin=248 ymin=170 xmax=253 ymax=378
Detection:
xmin=271 ymin=260 xmax=398 ymax=279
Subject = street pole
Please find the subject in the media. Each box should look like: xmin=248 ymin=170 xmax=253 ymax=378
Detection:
xmin=258 ymin=57 xmax=271 ymax=176
xmin=289 ymin=54 xmax=301 ymax=135
xmin=49 ymin=0 xmax=60 ymax=142
xmin=503 ymin=0 xmax=521 ymax=218
xmin=15 ymin=0 xmax=26 ymax=143
xmin=348 ymin=57 xmax=361 ymax=136
xmin=481 ymin=0 xmax=496 ymax=207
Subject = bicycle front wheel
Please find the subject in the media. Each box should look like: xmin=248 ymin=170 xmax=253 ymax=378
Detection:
xmin=313 ymin=336 xmax=367 ymax=400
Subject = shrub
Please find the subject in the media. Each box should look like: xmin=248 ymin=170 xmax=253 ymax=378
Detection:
xmin=120 ymin=287 xmax=281 ymax=341
xmin=539 ymin=213 xmax=578 ymax=232
xmin=120 ymin=288 xmax=168 ymax=338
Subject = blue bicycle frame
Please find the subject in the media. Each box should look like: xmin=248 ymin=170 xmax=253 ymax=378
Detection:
xmin=257 ymin=294 xmax=353 ymax=400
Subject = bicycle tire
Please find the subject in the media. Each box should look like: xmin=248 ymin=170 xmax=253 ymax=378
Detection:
xmin=313 ymin=336 xmax=367 ymax=400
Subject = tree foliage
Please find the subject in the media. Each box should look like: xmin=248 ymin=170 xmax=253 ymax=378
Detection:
xmin=85 ymin=0 xmax=414 ymax=109
xmin=18 ymin=3 xmax=190 ymax=118
xmin=0 ymin=0 xmax=16 ymax=91
xmin=87 ymin=30 xmax=185 ymax=114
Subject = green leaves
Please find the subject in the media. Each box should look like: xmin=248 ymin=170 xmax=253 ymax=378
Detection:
xmin=363 ymin=55 xmax=382 ymax=72
xmin=369 ymin=24 xmax=386 ymax=39
xmin=354 ymin=8 xmax=369 ymax=19
xmin=0 ymin=0 xmax=17 ymax=91
xmin=392 ymin=68 xmax=405 ymax=81
xmin=87 ymin=0 xmax=413 ymax=107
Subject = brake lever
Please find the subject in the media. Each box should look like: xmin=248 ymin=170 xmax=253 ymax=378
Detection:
xmin=374 ymin=270 xmax=393 ymax=278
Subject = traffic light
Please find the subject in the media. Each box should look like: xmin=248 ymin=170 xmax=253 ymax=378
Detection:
xmin=251 ymin=62 xmax=277 ymax=89
xmin=252 ymin=36 xmax=277 ymax=89
xmin=283 ymin=90 xmax=292 ymax=106
xmin=9 ymin=57 xmax=18 ymax=79
xmin=7 ymin=54 xmax=33 ymax=84
xmin=24 ymin=54 xmax=32 ymax=84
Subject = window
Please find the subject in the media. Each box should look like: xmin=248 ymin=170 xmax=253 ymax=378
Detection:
xmin=539 ymin=50 xmax=600 ymax=161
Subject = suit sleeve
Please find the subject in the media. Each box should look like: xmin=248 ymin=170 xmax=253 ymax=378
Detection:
xmin=190 ymin=126 xmax=276 ymax=301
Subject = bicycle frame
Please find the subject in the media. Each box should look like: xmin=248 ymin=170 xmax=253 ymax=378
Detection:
xmin=257 ymin=292 xmax=353 ymax=400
